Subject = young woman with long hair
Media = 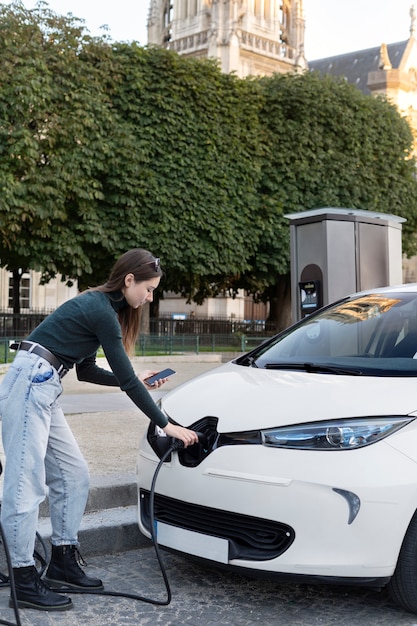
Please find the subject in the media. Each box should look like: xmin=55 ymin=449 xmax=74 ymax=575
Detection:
xmin=0 ymin=248 xmax=198 ymax=612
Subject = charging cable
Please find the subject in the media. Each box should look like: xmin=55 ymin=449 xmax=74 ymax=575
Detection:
xmin=0 ymin=520 xmax=23 ymax=626
xmin=49 ymin=435 xmax=206 ymax=605
xmin=52 ymin=441 xmax=179 ymax=605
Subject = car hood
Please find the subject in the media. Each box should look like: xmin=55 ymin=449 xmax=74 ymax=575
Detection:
xmin=161 ymin=361 xmax=417 ymax=432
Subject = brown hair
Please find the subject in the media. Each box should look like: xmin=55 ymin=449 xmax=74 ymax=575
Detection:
xmin=91 ymin=249 xmax=163 ymax=355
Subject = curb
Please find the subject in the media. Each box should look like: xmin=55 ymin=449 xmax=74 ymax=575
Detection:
xmin=37 ymin=505 xmax=150 ymax=558
xmin=37 ymin=474 xmax=150 ymax=557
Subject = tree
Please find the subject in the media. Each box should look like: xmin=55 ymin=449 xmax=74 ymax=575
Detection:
xmin=0 ymin=2 xmax=118 ymax=310
xmin=85 ymin=44 xmax=265 ymax=301
xmin=0 ymin=4 xmax=265 ymax=305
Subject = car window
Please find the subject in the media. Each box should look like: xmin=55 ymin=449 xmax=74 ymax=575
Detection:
xmin=251 ymin=292 xmax=417 ymax=376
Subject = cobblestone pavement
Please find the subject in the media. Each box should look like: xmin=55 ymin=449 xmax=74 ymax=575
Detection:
xmin=1 ymin=546 xmax=417 ymax=626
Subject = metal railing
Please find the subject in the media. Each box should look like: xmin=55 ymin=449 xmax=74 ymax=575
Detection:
xmin=0 ymin=312 xmax=52 ymax=338
xmin=0 ymin=312 xmax=275 ymax=364
xmin=136 ymin=333 xmax=269 ymax=356
xmin=0 ymin=312 xmax=276 ymax=339
xmin=0 ymin=333 xmax=270 ymax=364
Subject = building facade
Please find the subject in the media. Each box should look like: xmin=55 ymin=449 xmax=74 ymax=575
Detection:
xmin=309 ymin=7 xmax=417 ymax=284
xmin=147 ymin=0 xmax=306 ymax=319
xmin=147 ymin=0 xmax=306 ymax=78
xmin=309 ymin=7 xmax=417 ymax=149
xmin=148 ymin=4 xmax=417 ymax=319
xmin=0 ymin=268 xmax=78 ymax=312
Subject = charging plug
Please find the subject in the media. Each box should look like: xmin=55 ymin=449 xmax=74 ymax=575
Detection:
xmin=170 ymin=439 xmax=185 ymax=451
xmin=170 ymin=432 xmax=207 ymax=451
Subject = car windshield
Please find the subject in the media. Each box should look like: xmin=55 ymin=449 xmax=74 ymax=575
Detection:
xmin=245 ymin=291 xmax=417 ymax=377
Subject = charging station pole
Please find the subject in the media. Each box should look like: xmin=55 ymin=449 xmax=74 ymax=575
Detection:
xmin=285 ymin=207 xmax=405 ymax=323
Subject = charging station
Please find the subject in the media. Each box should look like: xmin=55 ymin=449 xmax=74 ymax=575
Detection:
xmin=285 ymin=207 xmax=405 ymax=323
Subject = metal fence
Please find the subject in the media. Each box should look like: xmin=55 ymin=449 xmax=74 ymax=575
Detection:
xmin=0 ymin=312 xmax=276 ymax=338
xmin=0 ymin=334 xmax=269 ymax=364
xmin=150 ymin=317 xmax=275 ymax=336
xmin=0 ymin=312 xmax=52 ymax=338
xmin=136 ymin=333 xmax=269 ymax=356
xmin=0 ymin=312 xmax=275 ymax=363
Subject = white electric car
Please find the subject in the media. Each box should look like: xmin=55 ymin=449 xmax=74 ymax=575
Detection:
xmin=137 ymin=284 xmax=417 ymax=613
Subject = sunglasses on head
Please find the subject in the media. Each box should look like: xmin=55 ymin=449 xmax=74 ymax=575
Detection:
xmin=145 ymin=257 xmax=160 ymax=272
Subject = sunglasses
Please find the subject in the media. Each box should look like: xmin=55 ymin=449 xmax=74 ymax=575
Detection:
xmin=145 ymin=257 xmax=160 ymax=272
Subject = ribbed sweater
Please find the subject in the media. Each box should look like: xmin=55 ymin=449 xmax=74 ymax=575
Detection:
xmin=27 ymin=290 xmax=168 ymax=428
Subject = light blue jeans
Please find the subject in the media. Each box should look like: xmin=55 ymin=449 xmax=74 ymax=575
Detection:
xmin=0 ymin=351 xmax=90 ymax=567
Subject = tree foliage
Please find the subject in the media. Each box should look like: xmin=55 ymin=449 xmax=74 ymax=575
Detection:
xmin=87 ymin=43 xmax=264 ymax=300
xmin=0 ymin=2 xmax=118 ymax=290
xmin=0 ymin=3 xmax=264 ymax=303
xmin=1 ymin=3 xmax=417 ymax=323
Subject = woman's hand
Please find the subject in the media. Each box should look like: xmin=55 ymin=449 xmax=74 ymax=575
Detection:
xmin=139 ymin=370 xmax=169 ymax=390
xmin=163 ymin=423 xmax=199 ymax=447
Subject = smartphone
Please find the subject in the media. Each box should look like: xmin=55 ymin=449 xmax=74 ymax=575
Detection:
xmin=144 ymin=368 xmax=176 ymax=386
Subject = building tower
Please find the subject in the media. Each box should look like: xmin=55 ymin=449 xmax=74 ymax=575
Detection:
xmin=147 ymin=0 xmax=306 ymax=78
xmin=309 ymin=6 xmax=417 ymax=152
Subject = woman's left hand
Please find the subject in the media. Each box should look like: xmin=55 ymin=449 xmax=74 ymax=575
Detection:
xmin=139 ymin=370 xmax=169 ymax=389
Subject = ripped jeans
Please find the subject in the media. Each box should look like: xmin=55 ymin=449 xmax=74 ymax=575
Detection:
xmin=0 ymin=351 xmax=89 ymax=567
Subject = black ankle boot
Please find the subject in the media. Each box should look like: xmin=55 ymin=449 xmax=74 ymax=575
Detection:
xmin=11 ymin=565 xmax=73 ymax=611
xmin=44 ymin=545 xmax=103 ymax=590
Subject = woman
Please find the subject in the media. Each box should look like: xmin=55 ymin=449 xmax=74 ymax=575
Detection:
xmin=0 ymin=249 xmax=198 ymax=612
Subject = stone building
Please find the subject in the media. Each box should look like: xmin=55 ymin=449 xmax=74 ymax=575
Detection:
xmin=0 ymin=268 xmax=78 ymax=313
xmin=147 ymin=1 xmax=306 ymax=319
xmin=149 ymin=3 xmax=417 ymax=310
xmin=147 ymin=0 xmax=306 ymax=78
xmin=308 ymin=6 xmax=417 ymax=149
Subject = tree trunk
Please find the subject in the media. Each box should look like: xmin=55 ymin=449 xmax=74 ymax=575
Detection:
xmin=150 ymin=295 xmax=160 ymax=319
xmin=11 ymin=268 xmax=23 ymax=337
xmin=267 ymin=274 xmax=292 ymax=333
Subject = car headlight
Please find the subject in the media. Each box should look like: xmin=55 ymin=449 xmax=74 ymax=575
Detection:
xmin=261 ymin=416 xmax=413 ymax=450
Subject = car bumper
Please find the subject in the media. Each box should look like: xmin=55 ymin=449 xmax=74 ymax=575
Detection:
xmin=136 ymin=436 xmax=417 ymax=580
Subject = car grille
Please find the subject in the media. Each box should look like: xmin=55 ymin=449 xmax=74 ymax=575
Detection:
xmin=140 ymin=490 xmax=295 ymax=561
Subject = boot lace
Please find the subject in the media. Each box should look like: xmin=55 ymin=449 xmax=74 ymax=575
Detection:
xmin=71 ymin=547 xmax=87 ymax=569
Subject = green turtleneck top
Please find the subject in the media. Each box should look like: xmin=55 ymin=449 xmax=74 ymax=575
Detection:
xmin=27 ymin=290 xmax=169 ymax=428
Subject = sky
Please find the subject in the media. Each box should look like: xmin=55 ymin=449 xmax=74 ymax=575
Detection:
xmin=1 ymin=0 xmax=415 ymax=60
